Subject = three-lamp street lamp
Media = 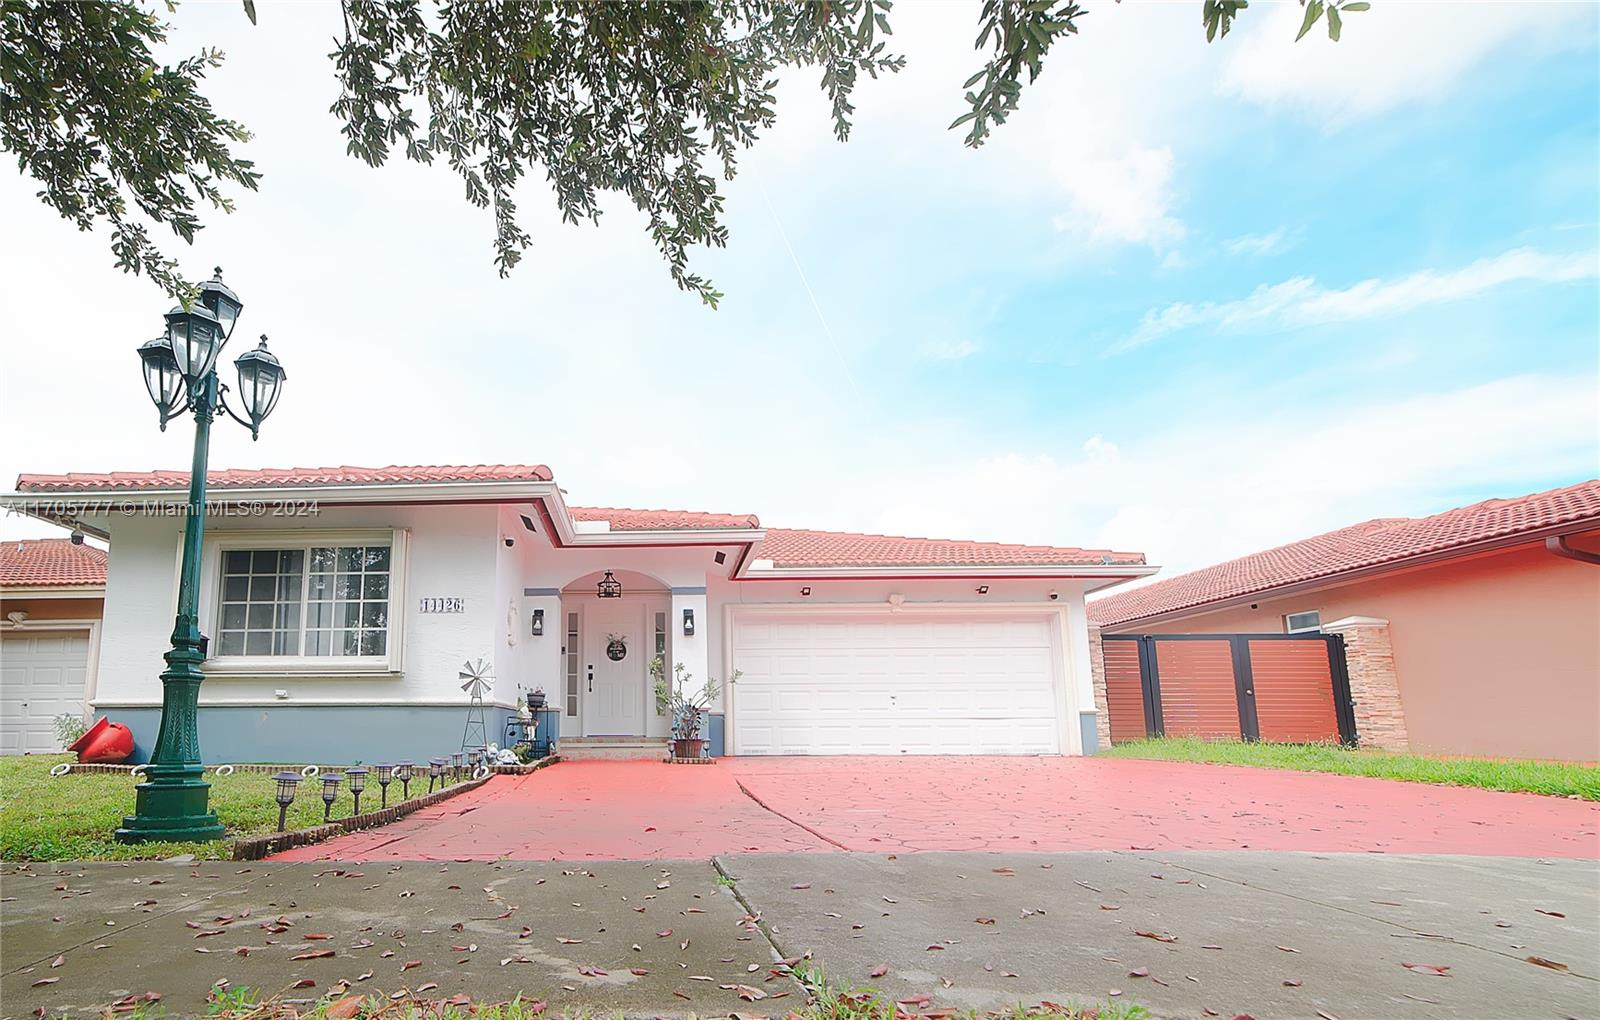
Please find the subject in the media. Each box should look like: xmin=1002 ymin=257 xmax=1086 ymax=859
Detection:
xmin=116 ymin=269 xmax=287 ymax=844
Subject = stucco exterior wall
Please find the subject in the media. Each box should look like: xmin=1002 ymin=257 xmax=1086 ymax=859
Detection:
xmin=1108 ymin=534 xmax=1600 ymax=762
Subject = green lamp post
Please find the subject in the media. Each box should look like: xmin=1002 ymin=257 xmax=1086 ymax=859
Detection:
xmin=116 ymin=269 xmax=287 ymax=844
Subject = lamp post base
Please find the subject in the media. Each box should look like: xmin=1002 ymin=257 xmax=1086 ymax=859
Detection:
xmin=115 ymin=768 xmax=225 ymax=844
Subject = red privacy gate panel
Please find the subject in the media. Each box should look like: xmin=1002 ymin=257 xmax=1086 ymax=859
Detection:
xmin=1102 ymin=637 xmax=1149 ymax=744
xmin=1153 ymin=639 xmax=1242 ymax=739
xmin=1248 ymin=639 xmax=1342 ymax=743
xmin=1101 ymin=634 xmax=1357 ymax=746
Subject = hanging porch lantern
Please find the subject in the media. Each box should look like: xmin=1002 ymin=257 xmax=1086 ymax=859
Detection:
xmin=597 ymin=570 xmax=622 ymax=599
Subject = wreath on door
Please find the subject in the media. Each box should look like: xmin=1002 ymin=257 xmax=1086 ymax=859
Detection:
xmin=605 ymin=633 xmax=628 ymax=661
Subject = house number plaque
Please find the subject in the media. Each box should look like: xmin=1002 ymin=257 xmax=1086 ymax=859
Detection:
xmin=419 ymin=596 xmax=465 ymax=614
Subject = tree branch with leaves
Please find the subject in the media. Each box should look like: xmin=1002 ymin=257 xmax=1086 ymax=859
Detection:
xmin=1 ymin=0 xmax=1369 ymax=306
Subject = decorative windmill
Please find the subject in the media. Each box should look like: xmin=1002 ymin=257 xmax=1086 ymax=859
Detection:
xmin=459 ymin=656 xmax=494 ymax=752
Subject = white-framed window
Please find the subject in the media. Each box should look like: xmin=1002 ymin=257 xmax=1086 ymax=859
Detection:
xmin=1284 ymin=610 xmax=1322 ymax=634
xmin=203 ymin=529 xmax=406 ymax=673
xmin=653 ymin=610 xmax=668 ymax=716
xmin=564 ymin=611 xmax=580 ymax=717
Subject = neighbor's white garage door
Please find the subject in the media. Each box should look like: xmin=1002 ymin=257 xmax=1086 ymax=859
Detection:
xmin=1 ymin=631 xmax=91 ymax=755
xmin=730 ymin=612 xmax=1062 ymax=755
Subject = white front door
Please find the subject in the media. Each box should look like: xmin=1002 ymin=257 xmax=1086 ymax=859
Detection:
xmin=730 ymin=611 xmax=1063 ymax=755
xmin=583 ymin=600 xmax=645 ymax=736
xmin=1 ymin=631 xmax=91 ymax=755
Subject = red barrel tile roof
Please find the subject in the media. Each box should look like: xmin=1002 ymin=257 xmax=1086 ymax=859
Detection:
xmin=1089 ymin=479 xmax=1600 ymax=628
xmin=757 ymin=528 xmax=1145 ymax=568
xmin=15 ymin=464 xmax=552 ymax=491
xmin=1 ymin=538 xmax=108 ymax=588
xmin=568 ymin=506 xmax=761 ymax=531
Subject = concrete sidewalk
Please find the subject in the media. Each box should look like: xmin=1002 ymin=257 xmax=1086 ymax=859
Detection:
xmin=716 ymin=850 xmax=1600 ymax=1020
xmin=1 ymin=858 xmax=777 ymax=1019
xmin=4 ymin=852 xmax=1596 ymax=1019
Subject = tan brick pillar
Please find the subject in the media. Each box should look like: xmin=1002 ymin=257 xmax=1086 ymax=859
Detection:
xmin=1324 ymin=616 xmax=1409 ymax=751
xmin=1088 ymin=624 xmax=1112 ymax=750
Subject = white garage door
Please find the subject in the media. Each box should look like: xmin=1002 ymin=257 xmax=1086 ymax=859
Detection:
xmin=730 ymin=612 xmax=1062 ymax=755
xmin=1 ymin=631 xmax=91 ymax=755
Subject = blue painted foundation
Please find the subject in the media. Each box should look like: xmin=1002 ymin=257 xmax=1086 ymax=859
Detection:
xmin=111 ymin=704 xmax=520 ymax=765
xmin=1079 ymin=710 xmax=1099 ymax=755
xmin=109 ymin=704 xmax=724 ymax=763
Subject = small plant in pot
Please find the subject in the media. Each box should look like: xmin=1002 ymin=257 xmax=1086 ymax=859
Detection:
xmin=653 ymin=660 xmax=739 ymax=762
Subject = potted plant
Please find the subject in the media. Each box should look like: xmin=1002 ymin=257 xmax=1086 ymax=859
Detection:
xmin=526 ymin=686 xmax=546 ymax=712
xmin=653 ymin=661 xmax=739 ymax=762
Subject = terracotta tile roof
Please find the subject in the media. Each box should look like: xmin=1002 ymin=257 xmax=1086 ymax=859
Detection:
xmin=568 ymin=506 xmax=761 ymax=531
xmin=757 ymin=528 xmax=1146 ymax=569
xmin=1089 ymin=479 xmax=1600 ymax=628
xmin=14 ymin=464 xmax=552 ymax=492
xmin=0 ymin=539 xmax=108 ymax=588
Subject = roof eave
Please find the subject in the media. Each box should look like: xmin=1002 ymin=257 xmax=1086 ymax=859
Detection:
xmin=738 ymin=563 xmax=1159 ymax=581
xmin=0 ymin=584 xmax=106 ymax=598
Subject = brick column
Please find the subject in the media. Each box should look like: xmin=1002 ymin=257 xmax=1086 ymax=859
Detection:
xmin=1089 ymin=624 xmax=1112 ymax=750
xmin=1324 ymin=616 xmax=1409 ymax=751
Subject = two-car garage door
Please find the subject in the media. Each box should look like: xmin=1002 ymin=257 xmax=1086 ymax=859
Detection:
xmin=730 ymin=612 xmax=1064 ymax=755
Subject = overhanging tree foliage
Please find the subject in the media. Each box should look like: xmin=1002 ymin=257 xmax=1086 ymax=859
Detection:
xmin=0 ymin=0 xmax=1368 ymax=306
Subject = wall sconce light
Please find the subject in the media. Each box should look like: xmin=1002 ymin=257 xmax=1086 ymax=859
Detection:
xmin=976 ymin=585 xmax=990 ymax=595
xmin=683 ymin=608 xmax=695 ymax=636
xmin=800 ymin=586 xmax=812 ymax=597
xmin=531 ymin=608 xmax=544 ymax=636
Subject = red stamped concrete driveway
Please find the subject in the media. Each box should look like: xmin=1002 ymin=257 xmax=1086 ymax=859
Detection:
xmin=273 ymin=756 xmax=1600 ymax=862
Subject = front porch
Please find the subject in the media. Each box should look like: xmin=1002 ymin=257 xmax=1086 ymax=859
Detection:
xmin=521 ymin=566 xmax=722 ymax=756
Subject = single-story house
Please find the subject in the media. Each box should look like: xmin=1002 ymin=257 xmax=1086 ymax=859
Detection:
xmin=1087 ymin=480 xmax=1600 ymax=762
xmin=4 ymin=464 xmax=1153 ymax=764
xmin=1 ymin=538 xmax=108 ymax=754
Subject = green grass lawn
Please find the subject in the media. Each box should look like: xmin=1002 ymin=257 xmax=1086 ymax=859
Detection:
xmin=0 ymin=755 xmax=419 ymax=861
xmin=1101 ymin=736 xmax=1600 ymax=800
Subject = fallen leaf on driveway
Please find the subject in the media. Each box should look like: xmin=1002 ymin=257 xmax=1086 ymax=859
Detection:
xmin=303 ymin=933 xmax=332 ymax=940
xmin=1282 ymin=978 xmax=1302 ymax=987
xmin=1534 ymin=909 xmax=1565 ymax=918
xmin=291 ymin=949 xmax=335 ymax=960
xmin=1135 ymin=931 xmax=1177 ymax=943
xmin=401 ymin=960 xmax=421 ymax=971
xmin=556 ymin=937 xmax=583 ymax=944
xmin=869 ymin=964 xmax=888 ymax=978
xmin=1316 ymin=1011 xmax=1344 ymax=1020
xmin=1524 ymin=956 xmax=1568 ymax=971
xmin=1128 ymin=967 xmax=1149 ymax=978
xmin=291 ymin=979 xmax=315 ymax=989
xmin=1400 ymin=962 xmax=1451 ymax=976
xmin=325 ymin=996 xmax=363 ymax=1019
xmin=50 ymin=955 xmax=63 ymax=968
xmin=656 ymin=929 xmax=672 ymax=938
xmin=31 ymin=978 xmax=58 ymax=988
xmin=975 ymin=917 xmax=996 ymax=925
xmin=734 ymin=985 xmax=766 ymax=1001
xmin=1276 ymin=945 xmax=1299 ymax=953
xmin=578 ymin=966 xmax=608 ymax=977
xmin=926 ymin=944 xmax=945 ymax=951
xmin=1100 ymin=904 xmax=1120 ymax=911
xmin=630 ymin=968 xmax=648 ymax=976
xmin=791 ymin=883 xmax=811 ymax=890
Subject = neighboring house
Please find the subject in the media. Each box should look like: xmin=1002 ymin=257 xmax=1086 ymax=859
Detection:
xmin=1088 ymin=481 xmax=1600 ymax=762
xmin=4 ymin=465 xmax=1153 ymax=764
xmin=0 ymin=538 xmax=108 ymax=754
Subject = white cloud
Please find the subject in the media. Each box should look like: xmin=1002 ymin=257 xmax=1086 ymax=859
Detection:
xmin=1220 ymin=1 xmax=1596 ymax=127
xmin=853 ymin=374 xmax=1598 ymax=576
xmin=1118 ymin=246 xmax=1597 ymax=352
xmin=1051 ymin=144 xmax=1186 ymax=250
xmin=921 ymin=338 xmax=982 ymax=361
xmin=1224 ymin=228 xmax=1293 ymax=257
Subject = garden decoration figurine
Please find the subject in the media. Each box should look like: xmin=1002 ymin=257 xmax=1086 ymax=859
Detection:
xmin=654 ymin=661 xmax=741 ymax=763
xmin=395 ymin=761 xmax=414 ymax=800
xmin=320 ymin=772 xmax=342 ymax=822
xmin=374 ymin=763 xmax=393 ymax=808
xmin=346 ymin=766 xmax=368 ymax=814
xmin=459 ymin=656 xmax=493 ymax=751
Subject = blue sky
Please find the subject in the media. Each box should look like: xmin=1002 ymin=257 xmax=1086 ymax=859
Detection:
xmin=1 ymin=1 xmax=1595 ymax=574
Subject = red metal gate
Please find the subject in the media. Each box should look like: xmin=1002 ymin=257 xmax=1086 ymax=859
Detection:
xmin=1102 ymin=633 xmax=1357 ymax=745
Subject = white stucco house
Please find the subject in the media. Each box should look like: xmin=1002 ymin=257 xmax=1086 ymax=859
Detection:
xmin=5 ymin=465 xmax=1153 ymax=763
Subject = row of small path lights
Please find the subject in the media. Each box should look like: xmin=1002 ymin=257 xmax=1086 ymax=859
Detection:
xmin=268 ymin=748 xmax=494 ymax=831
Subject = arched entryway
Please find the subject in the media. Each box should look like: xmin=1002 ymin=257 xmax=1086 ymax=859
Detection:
xmin=558 ymin=569 xmax=672 ymax=739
